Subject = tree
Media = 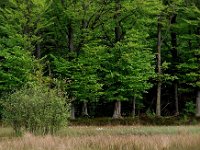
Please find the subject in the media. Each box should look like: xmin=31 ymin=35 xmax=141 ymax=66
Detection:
xmin=95 ymin=0 xmax=162 ymax=118
xmin=0 ymin=0 xmax=55 ymax=90
xmin=156 ymin=14 xmax=162 ymax=116
xmin=52 ymin=46 xmax=102 ymax=118
xmin=160 ymin=0 xmax=183 ymax=116
xmin=48 ymin=0 xmax=107 ymax=118
xmin=176 ymin=2 xmax=200 ymax=116
xmin=99 ymin=30 xmax=155 ymax=118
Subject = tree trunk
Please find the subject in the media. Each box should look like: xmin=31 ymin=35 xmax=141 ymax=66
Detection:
xmin=70 ymin=103 xmax=75 ymax=119
xmin=112 ymin=0 xmax=122 ymax=119
xmin=174 ymin=83 xmax=179 ymax=115
xmin=132 ymin=97 xmax=136 ymax=117
xmin=196 ymin=90 xmax=200 ymax=117
xmin=67 ymin=22 xmax=74 ymax=52
xmin=170 ymin=14 xmax=179 ymax=115
xmin=156 ymin=82 xmax=161 ymax=116
xmin=156 ymin=15 xmax=162 ymax=117
xmin=113 ymin=101 xmax=122 ymax=118
xmin=35 ymin=43 xmax=41 ymax=59
xmin=82 ymin=2 xmax=88 ymax=29
xmin=46 ymin=61 xmax=52 ymax=77
xmin=82 ymin=101 xmax=89 ymax=117
xmin=76 ymin=2 xmax=88 ymax=55
xmin=114 ymin=0 xmax=121 ymax=42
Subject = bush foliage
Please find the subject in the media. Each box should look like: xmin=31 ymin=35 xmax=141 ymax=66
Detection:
xmin=2 ymin=84 xmax=69 ymax=135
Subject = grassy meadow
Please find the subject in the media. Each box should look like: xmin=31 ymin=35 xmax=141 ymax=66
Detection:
xmin=0 ymin=126 xmax=200 ymax=150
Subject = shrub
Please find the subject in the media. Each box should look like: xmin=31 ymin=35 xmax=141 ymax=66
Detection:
xmin=2 ymin=84 xmax=69 ymax=135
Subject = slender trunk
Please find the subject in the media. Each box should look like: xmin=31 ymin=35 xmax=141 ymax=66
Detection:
xmin=132 ymin=97 xmax=136 ymax=117
xmin=113 ymin=101 xmax=122 ymax=118
xmin=111 ymin=0 xmax=122 ymax=119
xmin=35 ymin=43 xmax=41 ymax=59
xmin=170 ymin=14 xmax=179 ymax=115
xmin=82 ymin=2 xmax=88 ymax=29
xmin=196 ymin=90 xmax=200 ymax=117
xmin=170 ymin=14 xmax=178 ymax=59
xmin=70 ymin=103 xmax=75 ymax=119
xmin=67 ymin=22 xmax=74 ymax=52
xmin=82 ymin=101 xmax=89 ymax=117
xmin=174 ymin=83 xmax=179 ymax=115
xmin=114 ymin=0 xmax=121 ymax=42
xmin=47 ymin=61 xmax=52 ymax=77
xmin=76 ymin=2 xmax=88 ymax=54
xmin=70 ymin=97 xmax=76 ymax=119
xmin=157 ymin=82 xmax=162 ymax=116
xmin=138 ymin=109 xmax=141 ymax=116
xmin=156 ymin=15 xmax=162 ymax=117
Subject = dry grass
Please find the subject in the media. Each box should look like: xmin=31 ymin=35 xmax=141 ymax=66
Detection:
xmin=0 ymin=126 xmax=200 ymax=150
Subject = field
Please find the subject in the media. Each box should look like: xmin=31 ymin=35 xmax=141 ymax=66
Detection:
xmin=0 ymin=126 xmax=200 ymax=150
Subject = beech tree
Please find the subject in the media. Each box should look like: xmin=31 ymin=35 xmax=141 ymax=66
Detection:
xmin=52 ymin=46 xmax=103 ymax=118
xmin=96 ymin=0 xmax=161 ymax=118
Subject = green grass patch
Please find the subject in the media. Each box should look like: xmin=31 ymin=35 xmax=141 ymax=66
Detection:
xmin=1 ymin=125 xmax=200 ymax=138
xmin=0 ymin=127 xmax=15 ymax=138
xmin=56 ymin=125 xmax=200 ymax=137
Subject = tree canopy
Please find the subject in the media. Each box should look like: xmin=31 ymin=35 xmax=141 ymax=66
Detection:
xmin=0 ymin=0 xmax=200 ymax=119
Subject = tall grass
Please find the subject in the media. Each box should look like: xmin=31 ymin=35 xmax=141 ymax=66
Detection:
xmin=0 ymin=126 xmax=200 ymax=150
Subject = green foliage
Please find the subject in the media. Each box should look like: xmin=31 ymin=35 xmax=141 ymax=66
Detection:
xmin=0 ymin=0 xmax=53 ymax=95
xmin=146 ymin=109 xmax=156 ymax=118
xmin=100 ymin=31 xmax=156 ymax=102
xmin=0 ymin=0 xmax=200 ymax=119
xmin=184 ymin=101 xmax=196 ymax=116
xmin=0 ymin=0 xmax=52 ymax=50
xmin=0 ymin=47 xmax=34 ymax=94
xmin=2 ymin=84 xmax=69 ymax=135
xmin=175 ymin=2 xmax=200 ymax=94
xmin=52 ymin=48 xmax=102 ymax=103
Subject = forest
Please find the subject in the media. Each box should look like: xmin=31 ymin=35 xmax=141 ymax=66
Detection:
xmin=1 ymin=1 xmax=200 ymax=149
xmin=0 ymin=0 xmax=200 ymax=126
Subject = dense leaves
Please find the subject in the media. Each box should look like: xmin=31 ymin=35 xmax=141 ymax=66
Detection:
xmin=0 ymin=0 xmax=200 ymax=120
xmin=2 ymin=84 xmax=69 ymax=135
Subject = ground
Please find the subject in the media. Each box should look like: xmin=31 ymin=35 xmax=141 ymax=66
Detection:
xmin=0 ymin=126 xmax=200 ymax=150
